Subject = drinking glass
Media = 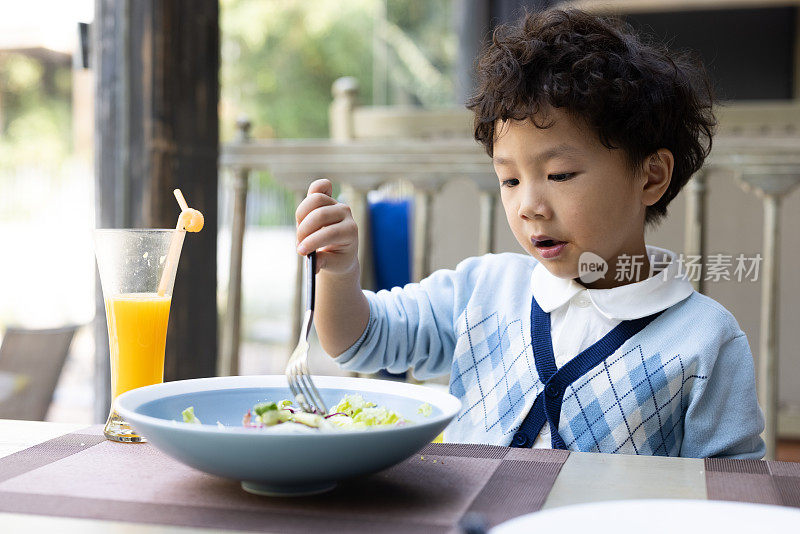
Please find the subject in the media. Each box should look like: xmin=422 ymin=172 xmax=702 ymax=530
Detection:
xmin=94 ymin=229 xmax=184 ymax=442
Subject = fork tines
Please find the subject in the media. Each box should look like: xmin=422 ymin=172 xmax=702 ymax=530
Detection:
xmin=287 ymin=358 xmax=328 ymax=414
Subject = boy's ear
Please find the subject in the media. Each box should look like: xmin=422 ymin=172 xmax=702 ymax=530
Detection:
xmin=641 ymin=148 xmax=674 ymax=207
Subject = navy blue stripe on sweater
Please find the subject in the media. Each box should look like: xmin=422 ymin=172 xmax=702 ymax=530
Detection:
xmin=511 ymin=295 xmax=664 ymax=449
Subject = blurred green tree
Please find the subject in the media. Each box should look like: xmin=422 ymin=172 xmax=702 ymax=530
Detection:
xmin=219 ymin=0 xmax=456 ymax=142
xmin=0 ymin=52 xmax=71 ymax=170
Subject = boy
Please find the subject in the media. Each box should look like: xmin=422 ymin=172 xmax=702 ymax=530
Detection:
xmin=295 ymin=9 xmax=765 ymax=458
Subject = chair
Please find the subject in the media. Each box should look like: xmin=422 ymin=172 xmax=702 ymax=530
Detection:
xmin=0 ymin=325 xmax=79 ymax=420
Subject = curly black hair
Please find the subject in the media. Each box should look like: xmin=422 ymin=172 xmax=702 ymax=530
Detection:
xmin=466 ymin=9 xmax=716 ymax=226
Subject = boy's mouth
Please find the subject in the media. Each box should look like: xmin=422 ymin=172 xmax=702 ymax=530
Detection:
xmin=531 ymin=235 xmax=568 ymax=259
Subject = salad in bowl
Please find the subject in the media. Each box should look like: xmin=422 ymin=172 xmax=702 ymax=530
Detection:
xmin=115 ymin=375 xmax=460 ymax=496
xmin=181 ymin=393 xmax=433 ymax=432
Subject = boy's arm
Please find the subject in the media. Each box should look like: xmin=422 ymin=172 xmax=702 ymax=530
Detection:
xmin=295 ymin=179 xmax=369 ymax=356
xmin=332 ymin=266 xmax=464 ymax=379
xmin=296 ymin=177 xmax=464 ymax=375
xmin=315 ymin=264 xmax=370 ymax=357
xmin=680 ymin=333 xmax=766 ymax=459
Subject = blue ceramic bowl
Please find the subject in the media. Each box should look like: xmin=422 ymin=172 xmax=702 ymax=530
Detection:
xmin=115 ymin=375 xmax=461 ymax=496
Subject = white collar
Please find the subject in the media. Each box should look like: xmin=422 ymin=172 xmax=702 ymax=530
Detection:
xmin=531 ymin=245 xmax=694 ymax=320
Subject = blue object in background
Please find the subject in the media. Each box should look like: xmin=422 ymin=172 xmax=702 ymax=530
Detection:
xmin=368 ymin=198 xmax=412 ymax=292
xmin=368 ymin=198 xmax=412 ymax=380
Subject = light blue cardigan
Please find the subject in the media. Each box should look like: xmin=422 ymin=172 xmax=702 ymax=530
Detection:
xmin=334 ymin=253 xmax=766 ymax=459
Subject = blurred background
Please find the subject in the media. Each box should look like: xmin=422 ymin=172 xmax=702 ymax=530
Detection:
xmin=0 ymin=0 xmax=460 ymax=422
xmin=0 ymin=0 xmax=799 ymax=460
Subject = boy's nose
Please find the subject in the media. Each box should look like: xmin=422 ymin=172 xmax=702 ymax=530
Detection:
xmin=518 ymin=186 xmax=552 ymax=220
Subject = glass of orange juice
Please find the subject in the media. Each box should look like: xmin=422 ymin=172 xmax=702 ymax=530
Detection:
xmin=94 ymin=229 xmax=185 ymax=442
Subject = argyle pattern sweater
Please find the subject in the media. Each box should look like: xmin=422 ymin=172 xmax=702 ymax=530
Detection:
xmin=334 ymin=253 xmax=766 ymax=459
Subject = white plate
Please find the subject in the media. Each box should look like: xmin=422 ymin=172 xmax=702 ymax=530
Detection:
xmin=491 ymin=499 xmax=800 ymax=533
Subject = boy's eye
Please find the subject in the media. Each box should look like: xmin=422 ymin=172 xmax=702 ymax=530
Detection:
xmin=548 ymin=173 xmax=575 ymax=182
xmin=500 ymin=178 xmax=519 ymax=188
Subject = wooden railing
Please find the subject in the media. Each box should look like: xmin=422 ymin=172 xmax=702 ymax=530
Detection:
xmin=708 ymin=141 xmax=800 ymax=460
xmin=219 ymin=79 xmax=800 ymax=459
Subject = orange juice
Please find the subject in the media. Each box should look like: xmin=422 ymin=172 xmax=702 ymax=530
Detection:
xmin=105 ymin=293 xmax=172 ymax=400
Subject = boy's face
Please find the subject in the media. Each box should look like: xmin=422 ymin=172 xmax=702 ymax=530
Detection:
xmin=493 ymin=109 xmax=656 ymax=288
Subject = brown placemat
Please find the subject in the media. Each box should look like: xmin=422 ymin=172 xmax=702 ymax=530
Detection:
xmin=705 ymin=457 xmax=800 ymax=508
xmin=0 ymin=427 xmax=569 ymax=533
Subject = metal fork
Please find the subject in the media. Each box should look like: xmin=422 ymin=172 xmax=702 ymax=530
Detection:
xmin=285 ymin=251 xmax=328 ymax=414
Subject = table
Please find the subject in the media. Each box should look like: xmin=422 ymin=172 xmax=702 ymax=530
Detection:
xmin=0 ymin=419 xmax=715 ymax=532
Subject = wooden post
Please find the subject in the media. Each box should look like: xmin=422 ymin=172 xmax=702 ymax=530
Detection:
xmin=329 ymin=77 xmax=359 ymax=142
xmin=478 ymin=190 xmax=498 ymax=255
xmin=219 ymin=118 xmax=251 ymax=376
xmin=455 ymin=0 xmax=491 ymax=104
xmin=328 ymin=77 xmax=376 ymax=291
xmin=737 ymin=169 xmax=800 ymax=459
xmin=94 ymin=0 xmax=219 ymax=420
xmin=683 ymin=170 xmax=708 ymax=292
xmin=93 ymin=0 xmax=122 ymax=423
xmin=372 ymin=2 xmax=389 ymax=106
xmin=759 ymin=194 xmax=781 ymax=460
xmin=412 ymin=189 xmax=434 ymax=282
xmin=343 ymin=185 xmax=376 ymax=291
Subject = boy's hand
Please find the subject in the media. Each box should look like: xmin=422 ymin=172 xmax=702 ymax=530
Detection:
xmin=295 ymin=179 xmax=359 ymax=275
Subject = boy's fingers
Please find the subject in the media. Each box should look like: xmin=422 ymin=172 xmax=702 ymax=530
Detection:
xmin=297 ymin=221 xmax=357 ymax=255
xmin=307 ymin=178 xmax=333 ymax=197
xmin=296 ymin=204 xmax=347 ymax=243
xmin=295 ymin=192 xmax=337 ymax=225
